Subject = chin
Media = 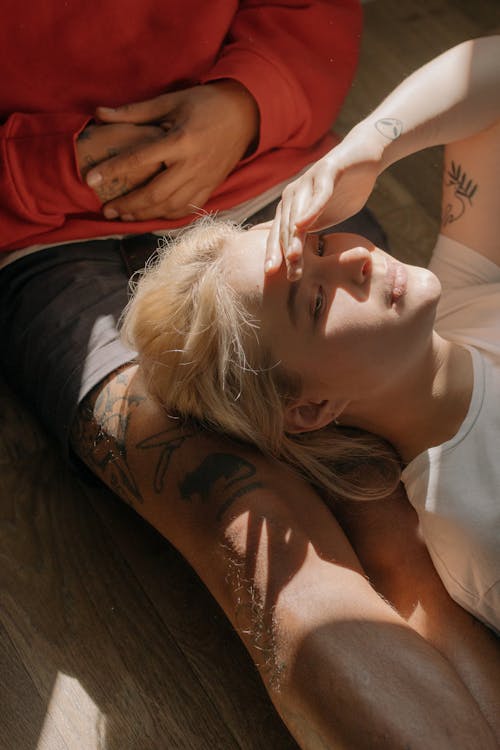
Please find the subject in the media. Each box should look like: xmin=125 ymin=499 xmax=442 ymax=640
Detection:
xmin=408 ymin=265 xmax=441 ymax=308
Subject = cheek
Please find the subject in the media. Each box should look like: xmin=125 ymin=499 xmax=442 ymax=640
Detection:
xmin=323 ymin=301 xmax=380 ymax=352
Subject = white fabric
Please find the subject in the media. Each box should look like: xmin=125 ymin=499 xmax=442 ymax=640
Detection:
xmin=402 ymin=234 xmax=500 ymax=634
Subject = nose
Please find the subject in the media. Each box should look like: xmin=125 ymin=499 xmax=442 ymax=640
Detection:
xmin=314 ymin=245 xmax=372 ymax=293
xmin=335 ymin=246 xmax=372 ymax=284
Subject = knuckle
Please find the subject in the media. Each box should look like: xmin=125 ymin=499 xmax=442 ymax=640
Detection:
xmin=126 ymin=150 xmax=143 ymax=171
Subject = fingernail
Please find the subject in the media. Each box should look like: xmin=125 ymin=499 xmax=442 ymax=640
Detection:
xmin=104 ymin=207 xmax=119 ymax=220
xmin=265 ymin=260 xmax=274 ymax=273
xmin=87 ymin=172 xmax=102 ymax=187
xmin=121 ymin=213 xmax=135 ymax=222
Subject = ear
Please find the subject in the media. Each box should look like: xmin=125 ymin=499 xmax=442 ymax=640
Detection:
xmin=284 ymin=398 xmax=348 ymax=434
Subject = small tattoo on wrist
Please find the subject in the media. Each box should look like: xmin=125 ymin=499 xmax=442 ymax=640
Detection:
xmin=374 ymin=118 xmax=403 ymax=140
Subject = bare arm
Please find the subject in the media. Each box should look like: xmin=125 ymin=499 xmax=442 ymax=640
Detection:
xmin=332 ymin=489 xmax=500 ymax=742
xmin=266 ymin=35 xmax=500 ymax=277
xmin=71 ymin=364 xmax=500 ymax=749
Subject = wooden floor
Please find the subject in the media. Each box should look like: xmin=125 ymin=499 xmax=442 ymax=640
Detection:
xmin=1 ymin=3 xmax=499 ymax=749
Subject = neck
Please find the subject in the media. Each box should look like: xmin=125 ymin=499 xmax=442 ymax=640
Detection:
xmin=342 ymin=333 xmax=474 ymax=463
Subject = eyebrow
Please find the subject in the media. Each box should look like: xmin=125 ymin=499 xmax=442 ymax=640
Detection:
xmin=286 ymin=277 xmax=301 ymax=328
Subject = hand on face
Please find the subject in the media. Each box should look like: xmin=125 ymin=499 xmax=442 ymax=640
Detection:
xmin=265 ymin=129 xmax=383 ymax=281
xmin=84 ymin=81 xmax=260 ymax=221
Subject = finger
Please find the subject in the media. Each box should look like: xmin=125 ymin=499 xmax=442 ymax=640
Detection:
xmin=104 ymin=169 xmax=209 ymax=221
xmin=279 ymin=194 xmax=304 ymax=281
xmin=86 ymin=134 xmax=171 ymax=190
xmin=294 ymin=172 xmax=334 ymax=230
xmin=103 ymin=169 xmax=178 ymax=220
xmin=95 ymin=92 xmax=175 ymax=125
xmin=264 ymin=202 xmax=283 ymax=275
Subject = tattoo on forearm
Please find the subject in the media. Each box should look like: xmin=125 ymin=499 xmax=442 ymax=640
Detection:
xmin=375 ymin=118 xmax=403 ymax=140
xmin=71 ymin=370 xmax=144 ymax=505
xmin=179 ymin=453 xmax=263 ymax=520
xmin=442 ymin=160 xmax=478 ymax=226
xmin=137 ymin=428 xmax=194 ymax=493
xmin=74 ymin=369 xmax=265 ymax=523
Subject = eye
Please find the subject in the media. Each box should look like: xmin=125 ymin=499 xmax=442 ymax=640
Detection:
xmin=316 ymin=235 xmax=325 ymax=256
xmin=312 ymin=287 xmax=324 ymax=320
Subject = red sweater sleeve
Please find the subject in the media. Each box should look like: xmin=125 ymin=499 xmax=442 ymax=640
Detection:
xmin=0 ymin=112 xmax=101 ymax=249
xmin=200 ymin=0 xmax=362 ymax=156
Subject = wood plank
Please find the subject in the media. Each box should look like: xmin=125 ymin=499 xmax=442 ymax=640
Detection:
xmin=0 ymin=620 xmax=68 ymax=750
xmin=0 ymin=381 xmax=241 ymax=750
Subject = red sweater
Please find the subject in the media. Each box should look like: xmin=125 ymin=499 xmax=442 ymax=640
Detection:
xmin=0 ymin=0 xmax=361 ymax=252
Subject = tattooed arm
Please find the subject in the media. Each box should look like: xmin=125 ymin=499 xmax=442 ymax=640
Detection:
xmin=71 ymin=364 xmax=500 ymax=749
xmin=265 ymin=35 xmax=500 ymax=278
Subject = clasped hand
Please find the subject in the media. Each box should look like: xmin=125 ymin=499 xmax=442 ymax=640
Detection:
xmin=79 ymin=81 xmax=259 ymax=222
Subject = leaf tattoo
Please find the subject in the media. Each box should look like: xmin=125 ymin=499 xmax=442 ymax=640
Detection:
xmin=442 ymin=161 xmax=478 ymax=226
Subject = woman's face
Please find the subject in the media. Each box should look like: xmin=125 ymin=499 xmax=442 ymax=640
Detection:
xmin=224 ymin=226 xmax=441 ymax=414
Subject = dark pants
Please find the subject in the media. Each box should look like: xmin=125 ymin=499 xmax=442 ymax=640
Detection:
xmin=0 ymin=205 xmax=386 ymax=453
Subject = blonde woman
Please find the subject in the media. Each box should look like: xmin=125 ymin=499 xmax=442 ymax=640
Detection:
xmin=123 ymin=36 xmax=500 ymax=635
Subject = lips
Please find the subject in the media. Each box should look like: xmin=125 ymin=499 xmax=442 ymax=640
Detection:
xmin=385 ymin=257 xmax=407 ymax=306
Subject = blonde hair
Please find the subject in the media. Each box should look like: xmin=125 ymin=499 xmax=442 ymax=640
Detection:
xmin=121 ymin=218 xmax=401 ymax=502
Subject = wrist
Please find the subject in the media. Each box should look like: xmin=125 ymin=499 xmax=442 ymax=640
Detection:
xmin=336 ymin=120 xmax=389 ymax=175
xmin=211 ymin=78 xmax=260 ymax=157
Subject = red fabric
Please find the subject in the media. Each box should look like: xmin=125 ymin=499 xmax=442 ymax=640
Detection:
xmin=0 ymin=0 xmax=362 ymax=252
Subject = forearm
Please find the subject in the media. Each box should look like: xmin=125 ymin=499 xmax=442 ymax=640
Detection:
xmin=346 ymin=36 xmax=500 ymax=174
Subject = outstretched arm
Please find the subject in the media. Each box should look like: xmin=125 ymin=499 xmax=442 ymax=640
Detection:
xmin=266 ymin=35 xmax=500 ymax=278
xmin=71 ymin=364 xmax=500 ymax=749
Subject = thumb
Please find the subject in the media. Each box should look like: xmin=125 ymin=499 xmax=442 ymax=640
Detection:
xmin=96 ymin=92 xmax=175 ymax=124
